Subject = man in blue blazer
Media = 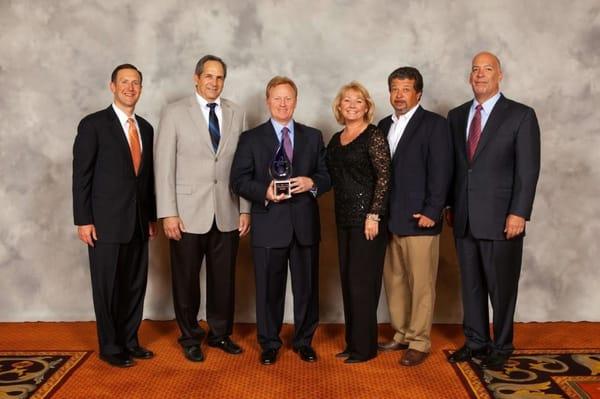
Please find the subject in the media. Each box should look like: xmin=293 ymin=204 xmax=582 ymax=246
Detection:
xmin=377 ymin=67 xmax=452 ymax=366
xmin=73 ymin=64 xmax=157 ymax=367
xmin=230 ymin=76 xmax=331 ymax=365
xmin=446 ymin=52 xmax=541 ymax=370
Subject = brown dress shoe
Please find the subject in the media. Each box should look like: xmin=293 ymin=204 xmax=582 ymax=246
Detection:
xmin=400 ymin=349 xmax=428 ymax=366
xmin=378 ymin=341 xmax=409 ymax=351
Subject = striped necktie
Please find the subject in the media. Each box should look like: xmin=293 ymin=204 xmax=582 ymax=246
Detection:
xmin=207 ymin=103 xmax=220 ymax=152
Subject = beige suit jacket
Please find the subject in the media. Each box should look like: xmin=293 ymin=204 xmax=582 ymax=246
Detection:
xmin=154 ymin=95 xmax=250 ymax=234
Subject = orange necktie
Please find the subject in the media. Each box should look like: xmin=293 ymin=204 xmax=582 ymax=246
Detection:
xmin=127 ymin=117 xmax=142 ymax=175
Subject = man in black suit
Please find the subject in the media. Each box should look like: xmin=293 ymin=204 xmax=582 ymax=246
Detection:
xmin=446 ymin=52 xmax=541 ymax=370
xmin=230 ymin=76 xmax=331 ymax=365
xmin=73 ymin=64 xmax=157 ymax=367
xmin=377 ymin=67 xmax=452 ymax=366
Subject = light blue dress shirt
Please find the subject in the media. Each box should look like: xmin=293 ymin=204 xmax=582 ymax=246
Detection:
xmin=270 ymin=118 xmax=295 ymax=148
xmin=466 ymin=92 xmax=502 ymax=139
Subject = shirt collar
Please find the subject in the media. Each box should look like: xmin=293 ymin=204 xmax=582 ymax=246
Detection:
xmin=195 ymin=92 xmax=221 ymax=109
xmin=472 ymin=92 xmax=501 ymax=114
xmin=391 ymin=103 xmax=420 ymax=124
xmin=270 ymin=118 xmax=294 ymax=137
xmin=112 ymin=103 xmax=135 ymax=125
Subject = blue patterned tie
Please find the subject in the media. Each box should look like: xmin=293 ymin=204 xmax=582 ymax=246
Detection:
xmin=207 ymin=103 xmax=220 ymax=152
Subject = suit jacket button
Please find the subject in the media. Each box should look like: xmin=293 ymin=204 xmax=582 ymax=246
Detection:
xmin=214 ymin=180 xmax=217 ymax=184
xmin=215 ymin=157 xmax=218 ymax=162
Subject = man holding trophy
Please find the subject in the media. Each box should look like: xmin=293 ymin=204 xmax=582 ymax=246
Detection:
xmin=230 ymin=76 xmax=331 ymax=365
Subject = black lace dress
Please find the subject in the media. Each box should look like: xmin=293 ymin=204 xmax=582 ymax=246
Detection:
xmin=326 ymin=124 xmax=391 ymax=361
xmin=326 ymin=124 xmax=391 ymax=226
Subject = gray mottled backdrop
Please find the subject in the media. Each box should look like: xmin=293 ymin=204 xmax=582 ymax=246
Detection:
xmin=1 ymin=0 xmax=598 ymax=322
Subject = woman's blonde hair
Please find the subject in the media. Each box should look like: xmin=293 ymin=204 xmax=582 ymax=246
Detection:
xmin=332 ymin=81 xmax=375 ymax=125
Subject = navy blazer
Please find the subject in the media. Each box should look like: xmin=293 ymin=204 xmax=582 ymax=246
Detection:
xmin=447 ymin=94 xmax=541 ymax=240
xmin=230 ymin=120 xmax=331 ymax=248
xmin=378 ymin=106 xmax=452 ymax=236
xmin=73 ymin=106 xmax=156 ymax=243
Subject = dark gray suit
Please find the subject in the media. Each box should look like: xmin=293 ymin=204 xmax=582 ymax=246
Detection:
xmin=448 ymin=94 xmax=540 ymax=354
xmin=378 ymin=106 xmax=452 ymax=236
xmin=230 ymin=120 xmax=331 ymax=350
xmin=73 ymin=106 xmax=156 ymax=355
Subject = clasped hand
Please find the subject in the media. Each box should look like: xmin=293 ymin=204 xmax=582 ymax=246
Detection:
xmin=266 ymin=177 xmax=314 ymax=203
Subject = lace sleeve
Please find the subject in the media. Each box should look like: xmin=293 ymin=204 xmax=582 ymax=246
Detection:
xmin=367 ymin=126 xmax=391 ymax=215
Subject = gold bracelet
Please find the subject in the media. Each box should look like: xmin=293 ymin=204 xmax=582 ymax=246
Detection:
xmin=366 ymin=214 xmax=380 ymax=222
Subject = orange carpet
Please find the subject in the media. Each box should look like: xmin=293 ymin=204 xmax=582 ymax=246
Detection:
xmin=1 ymin=321 xmax=599 ymax=398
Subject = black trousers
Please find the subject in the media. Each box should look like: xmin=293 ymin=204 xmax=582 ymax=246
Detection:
xmin=455 ymin=227 xmax=523 ymax=355
xmin=337 ymin=226 xmax=387 ymax=360
xmin=170 ymin=221 xmax=239 ymax=347
xmin=88 ymin=222 xmax=148 ymax=356
xmin=252 ymin=236 xmax=319 ymax=350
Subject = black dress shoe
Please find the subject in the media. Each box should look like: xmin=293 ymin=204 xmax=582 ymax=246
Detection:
xmin=481 ymin=351 xmax=510 ymax=371
xmin=183 ymin=345 xmax=205 ymax=362
xmin=344 ymin=355 xmax=375 ymax=364
xmin=126 ymin=346 xmax=154 ymax=359
xmin=448 ymin=345 xmax=488 ymax=363
xmin=378 ymin=341 xmax=409 ymax=351
xmin=335 ymin=349 xmax=350 ymax=358
xmin=100 ymin=352 xmax=134 ymax=368
xmin=208 ymin=337 xmax=243 ymax=355
xmin=293 ymin=346 xmax=317 ymax=362
xmin=260 ymin=348 xmax=278 ymax=365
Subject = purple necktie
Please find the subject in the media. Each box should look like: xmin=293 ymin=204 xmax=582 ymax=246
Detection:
xmin=282 ymin=127 xmax=293 ymax=162
xmin=467 ymin=104 xmax=483 ymax=163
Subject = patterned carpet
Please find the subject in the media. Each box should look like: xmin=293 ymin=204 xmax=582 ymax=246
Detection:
xmin=0 ymin=351 xmax=90 ymax=399
xmin=449 ymin=349 xmax=600 ymax=398
xmin=0 ymin=322 xmax=599 ymax=398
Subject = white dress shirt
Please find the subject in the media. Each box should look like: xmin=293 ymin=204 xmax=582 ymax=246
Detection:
xmin=195 ymin=92 xmax=223 ymax=128
xmin=387 ymin=104 xmax=420 ymax=157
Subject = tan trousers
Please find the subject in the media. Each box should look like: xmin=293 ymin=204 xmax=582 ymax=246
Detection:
xmin=383 ymin=234 xmax=439 ymax=353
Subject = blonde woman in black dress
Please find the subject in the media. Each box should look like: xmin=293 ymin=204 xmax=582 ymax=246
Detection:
xmin=326 ymin=82 xmax=391 ymax=363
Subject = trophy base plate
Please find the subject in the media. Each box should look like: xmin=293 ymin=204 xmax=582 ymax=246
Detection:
xmin=274 ymin=180 xmax=291 ymax=197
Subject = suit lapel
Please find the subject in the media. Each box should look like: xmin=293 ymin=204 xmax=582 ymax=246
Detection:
xmin=472 ymin=95 xmax=509 ymax=162
xmin=105 ymin=106 xmax=136 ymax=176
xmin=262 ymin=120 xmax=280 ymax=155
xmin=394 ymin=106 xmax=425 ymax=162
xmin=186 ymin=96 xmax=215 ymax=153
xmin=380 ymin=116 xmax=393 ymax=138
xmin=455 ymin=102 xmax=470 ymax=162
xmin=291 ymin=121 xmax=305 ymax=172
xmin=137 ymin=118 xmax=152 ymax=176
xmin=216 ymin=101 xmax=233 ymax=156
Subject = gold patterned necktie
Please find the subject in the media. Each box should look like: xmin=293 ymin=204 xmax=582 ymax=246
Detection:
xmin=127 ymin=117 xmax=142 ymax=175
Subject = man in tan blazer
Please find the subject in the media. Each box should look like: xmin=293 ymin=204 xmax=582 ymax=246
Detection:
xmin=154 ymin=55 xmax=250 ymax=362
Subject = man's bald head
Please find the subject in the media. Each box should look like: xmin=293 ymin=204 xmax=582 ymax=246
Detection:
xmin=469 ymin=51 xmax=503 ymax=103
xmin=472 ymin=51 xmax=502 ymax=71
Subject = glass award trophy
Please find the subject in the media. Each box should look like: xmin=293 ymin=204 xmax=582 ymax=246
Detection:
xmin=269 ymin=144 xmax=292 ymax=197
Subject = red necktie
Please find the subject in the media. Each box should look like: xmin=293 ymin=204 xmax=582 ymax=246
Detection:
xmin=467 ymin=104 xmax=483 ymax=163
xmin=128 ymin=118 xmax=142 ymax=175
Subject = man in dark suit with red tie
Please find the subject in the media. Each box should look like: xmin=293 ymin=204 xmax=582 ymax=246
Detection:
xmin=73 ymin=64 xmax=157 ymax=367
xmin=230 ymin=76 xmax=331 ymax=365
xmin=446 ymin=52 xmax=541 ymax=370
